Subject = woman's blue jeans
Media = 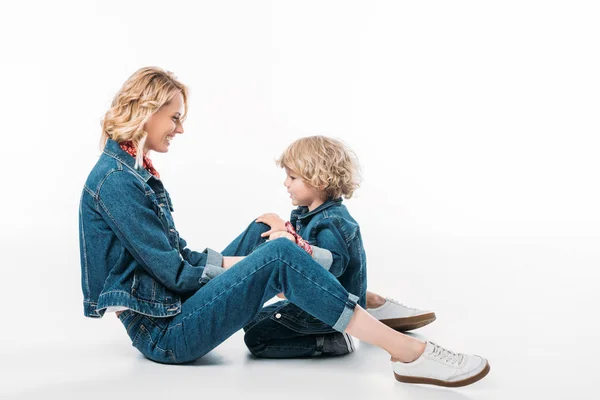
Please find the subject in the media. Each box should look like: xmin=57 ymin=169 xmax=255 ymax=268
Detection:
xmin=118 ymin=221 xmax=360 ymax=364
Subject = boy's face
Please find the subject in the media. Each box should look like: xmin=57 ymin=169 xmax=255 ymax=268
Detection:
xmin=283 ymin=167 xmax=324 ymax=209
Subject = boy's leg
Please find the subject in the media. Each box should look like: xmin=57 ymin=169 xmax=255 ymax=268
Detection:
xmin=243 ymin=302 xmax=354 ymax=358
xmin=366 ymin=291 xmax=437 ymax=332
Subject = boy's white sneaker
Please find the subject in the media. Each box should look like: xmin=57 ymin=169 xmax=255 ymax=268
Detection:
xmin=367 ymin=298 xmax=436 ymax=331
xmin=392 ymin=341 xmax=490 ymax=387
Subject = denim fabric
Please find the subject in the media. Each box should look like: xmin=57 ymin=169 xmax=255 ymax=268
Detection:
xmin=242 ymin=199 xmax=368 ymax=358
xmin=117 ymin=238 xmax=359 ymax=364
xmin=79 ymin=139 xmax=224 ymax=318
xmin=81 ymin=141 xmax=362 ymax=363
xmin=290 ymin=198 xmax=367 ymax=308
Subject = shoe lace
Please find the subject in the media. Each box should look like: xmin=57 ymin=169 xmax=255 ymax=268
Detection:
xmin=429 ymin=342 xmax=464 ymax=365
xmin=386 ymin=298 xmax=419 ymax=311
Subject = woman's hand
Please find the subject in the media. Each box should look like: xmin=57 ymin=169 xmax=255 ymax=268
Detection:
xmin=268 ymin=231 xmax=296 ymax=242
xmin=256 ymin=213 xmax=287 ymax=238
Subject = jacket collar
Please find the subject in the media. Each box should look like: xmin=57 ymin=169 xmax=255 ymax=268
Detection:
xmin=102 ymin=139 xmax=154 ymax=183
xmin=291 ymin=197 xmax=343 ymax=221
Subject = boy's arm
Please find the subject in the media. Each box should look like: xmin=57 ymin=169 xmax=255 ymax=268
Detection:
xmin=310 ymin=218 xmax=351 ymax=278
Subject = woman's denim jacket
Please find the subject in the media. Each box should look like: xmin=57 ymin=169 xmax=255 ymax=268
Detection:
xmin=271 ymin=198 xmax=368 ymax=334
xmin=79 ymin=139 xmax=224 ymax=318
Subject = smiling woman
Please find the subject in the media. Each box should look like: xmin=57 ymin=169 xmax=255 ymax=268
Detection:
xmin=100 ymin=67 xmax=188 ymax=169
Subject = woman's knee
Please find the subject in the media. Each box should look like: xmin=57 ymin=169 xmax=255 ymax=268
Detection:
xmin=264 ymin=237 xmax=299 ymax=254
xmin=247 ymin=220 xmax=270 ymax=235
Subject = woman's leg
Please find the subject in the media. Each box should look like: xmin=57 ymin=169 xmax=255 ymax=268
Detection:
xmin=221 ymin=219 xmax=352 ymax=358
xmin=157 ymin=238 xmax=361 ymax=362
xmin=123 ymin=238 xmax=488 ymax=386
xmin=220 ymin=220 xmax=269 ymax=257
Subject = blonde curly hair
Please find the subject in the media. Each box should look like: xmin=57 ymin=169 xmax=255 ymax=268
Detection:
xmin=100 ymin=66 xmax=188 ymax=169
xmin=276 ymin=136 xmax=362 ymax=199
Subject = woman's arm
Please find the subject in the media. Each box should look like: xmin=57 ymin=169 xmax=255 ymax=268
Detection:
xmin=97 ymin=171 xmax=223 ymax=293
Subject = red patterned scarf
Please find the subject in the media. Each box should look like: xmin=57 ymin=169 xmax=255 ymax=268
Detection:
xmin=119 ymin=141 xmax=160 ymax=178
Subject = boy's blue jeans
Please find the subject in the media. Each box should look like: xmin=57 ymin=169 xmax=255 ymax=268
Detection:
xmin=118 ymin=221 xmax=360 ymax=364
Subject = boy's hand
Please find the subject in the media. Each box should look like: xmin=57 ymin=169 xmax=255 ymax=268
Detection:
xmin=268 ymin=231 xmax=296 ymax=242
xmin=256 ymin=213 xmax=287 ymax=238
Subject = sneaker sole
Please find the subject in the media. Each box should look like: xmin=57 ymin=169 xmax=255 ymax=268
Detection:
xmin=394 ymin=360 xmax=490 ymax=387
xmin=379 ymin=312 xmax=436 ymax=332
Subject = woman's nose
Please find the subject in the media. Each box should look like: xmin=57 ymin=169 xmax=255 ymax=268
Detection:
xmin=175 ymin=120 xmax=184 ymax=134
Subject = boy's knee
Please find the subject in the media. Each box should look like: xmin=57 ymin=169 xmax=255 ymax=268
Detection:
xmin=243 ymin=325 xmax=269 ymax=357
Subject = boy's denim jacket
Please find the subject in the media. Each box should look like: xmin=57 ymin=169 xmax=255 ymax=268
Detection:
xmin=273 ymin=198 xmax=368 ymax=333
xmin=79 ymin=139 xmax=224 ymax=318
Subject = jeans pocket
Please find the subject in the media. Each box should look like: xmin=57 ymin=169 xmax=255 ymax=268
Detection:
xmin=131 ymin=322 xmax=177 ymax=364
xmin=273 ymin=304 xmax=336 ymax=335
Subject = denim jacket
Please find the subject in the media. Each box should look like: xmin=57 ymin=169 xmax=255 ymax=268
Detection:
xmin=79 ymin=139 xmax=224 ymax=318
xmin=270 ymin=198 xmax=368 ymax=334
xmin=290 ymin=198 xmax=367 ymax=307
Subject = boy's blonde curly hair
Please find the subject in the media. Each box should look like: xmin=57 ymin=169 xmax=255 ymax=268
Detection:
xmin=100 ymin=66 xmax=188 ymax=169
xmin=276 ymin=136 xmax=362 ymax=199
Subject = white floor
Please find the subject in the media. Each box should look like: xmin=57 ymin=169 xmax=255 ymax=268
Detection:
xmin=2 ymin=237 xmax=596 ymax=399
xmin=1 ymin=326 xmax=592 ymax=400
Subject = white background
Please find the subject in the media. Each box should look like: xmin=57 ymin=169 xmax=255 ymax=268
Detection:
xmin=0 ymin=1 xmax=598 ymax=398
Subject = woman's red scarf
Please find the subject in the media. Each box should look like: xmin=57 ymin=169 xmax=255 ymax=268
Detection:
xmin=119 ymin=141 xmax=160 ymax=178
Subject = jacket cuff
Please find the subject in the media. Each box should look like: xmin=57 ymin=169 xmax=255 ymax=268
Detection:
xmin=311 ymin=246 xmax=333 ymax=271
xmin=201 ymin=248 xmax=225 ymax=280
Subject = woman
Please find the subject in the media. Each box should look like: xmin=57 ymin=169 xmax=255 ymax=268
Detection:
xmin=78 ymin=66 xmax=490 ymax=387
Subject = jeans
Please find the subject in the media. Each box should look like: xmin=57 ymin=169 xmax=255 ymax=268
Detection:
xmin=118 ymin=221 xmax=360 ymax=364
xmin=234 ymin=222 xmax=361 ymax=358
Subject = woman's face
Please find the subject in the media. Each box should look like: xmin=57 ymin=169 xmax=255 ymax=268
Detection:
xmin=143 ymin=92 xmax=185 ymax=153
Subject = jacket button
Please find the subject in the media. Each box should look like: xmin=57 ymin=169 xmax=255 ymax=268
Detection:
xmin=159 ymin=203 xmax=165 ymax=207
xmin=275 ymin=313 xmax=282 ymax=319
xmin=169 ymin=228 xmax=175 ymax=232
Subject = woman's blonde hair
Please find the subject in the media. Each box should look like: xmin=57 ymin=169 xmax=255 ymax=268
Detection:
xmin=276 ymin=136 xmax=362 ymax=199
xmin=100 ymin=66 xmax=188 ymax=169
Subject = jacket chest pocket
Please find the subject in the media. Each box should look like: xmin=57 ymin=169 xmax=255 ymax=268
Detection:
xmin=149 ymin=193 xmax=180 ymax=252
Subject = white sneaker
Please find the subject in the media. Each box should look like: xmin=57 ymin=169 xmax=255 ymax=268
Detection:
xmin=392 ymin=341 xmax=490 ymax=387
xmin=367 ymin=298 xmax=436 ymax=331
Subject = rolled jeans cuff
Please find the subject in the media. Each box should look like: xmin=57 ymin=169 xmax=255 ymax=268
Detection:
xmin=332 ymin=293 xmax=359 ymax=332
xmin=201 ymin=248 xmax=225 ymax=280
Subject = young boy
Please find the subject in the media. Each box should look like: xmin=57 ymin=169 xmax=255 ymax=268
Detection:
xmin=244 ymin=136 xmax=434 ymax=358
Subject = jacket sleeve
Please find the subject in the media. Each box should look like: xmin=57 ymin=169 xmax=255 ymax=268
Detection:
xmin=311 ymin=217 xmax=351 ymax=278
xmin=97 ymin=171 xmax=224 ymax=294
xmin=178 ymin=236 xmax=225 ymax=279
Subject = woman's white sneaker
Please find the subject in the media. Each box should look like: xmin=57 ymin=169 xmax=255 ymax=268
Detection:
xmin=367 ymin=298 xmax=436 ymax=331
xmin=392 ymin=341 xmax=490 ymax=387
